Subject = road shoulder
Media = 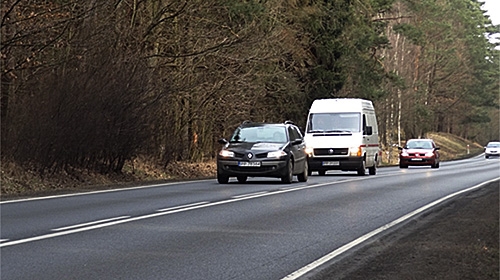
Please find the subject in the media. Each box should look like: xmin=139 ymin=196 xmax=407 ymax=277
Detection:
xmin=310 ymin=181 xmax=499 ymax=280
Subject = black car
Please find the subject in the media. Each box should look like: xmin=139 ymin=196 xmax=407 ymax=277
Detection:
xmin=217 ymin=121 xmax=308 ymax=184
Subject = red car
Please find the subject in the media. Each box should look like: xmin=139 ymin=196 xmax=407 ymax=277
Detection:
xmin=398 ymin=139 xmax=440 ymax=168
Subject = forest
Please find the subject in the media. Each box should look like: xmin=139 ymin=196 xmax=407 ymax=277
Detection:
xmin=1 ymin=0 xmax=499 ymax=175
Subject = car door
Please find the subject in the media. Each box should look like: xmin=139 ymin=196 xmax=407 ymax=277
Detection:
xmin=288 ymin=126 xmax=306 ymax=172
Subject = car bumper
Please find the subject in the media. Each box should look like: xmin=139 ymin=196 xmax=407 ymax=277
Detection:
xmin=217 ymin=159 xmax=288 ymax=178
xmin=400 ymin=157 xmax=436 ymax=165
xmin=307 ymin=156 xmax=364 ymax=171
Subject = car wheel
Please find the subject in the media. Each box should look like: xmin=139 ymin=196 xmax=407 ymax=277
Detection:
xmin=217 ymin=173 xmax=229 ymax=184
xmin=237 ymin=176 xmax=247 ymax=183
xmin=357 ymin=160 xmax=366 ymax=176
xmin=297 ymin=161 xmax=308 ymax=182
xmin=486 ymin=155 xmax=489 ymax=159
xmin=368 ymin=158 xmax=377 ymax=175
xmin=281 ymin=159 xmax=293 ymax=184
xmin=399 ymin=164 xmax=408 ymax=169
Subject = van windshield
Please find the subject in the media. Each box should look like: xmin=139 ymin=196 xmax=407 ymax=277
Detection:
xmin=307 ymin=113 xmax=361 ymax=133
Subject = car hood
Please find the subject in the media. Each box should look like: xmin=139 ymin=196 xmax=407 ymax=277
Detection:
xmin=225 ymin=142 xmax=286 ymax=152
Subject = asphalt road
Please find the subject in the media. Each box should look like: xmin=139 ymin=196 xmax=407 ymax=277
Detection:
xmin=1 ymin=156 xmax=499 ymax=280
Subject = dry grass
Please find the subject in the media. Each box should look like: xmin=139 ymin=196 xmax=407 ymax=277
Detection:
xmin=1 ymin=158 xmax=216 ymax=199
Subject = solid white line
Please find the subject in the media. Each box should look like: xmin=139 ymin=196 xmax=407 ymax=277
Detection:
xmin=0 ymin=179 xmax=214 ymax=204
xmin=157 ymin=201 xmax=210 ymax=212
xmin=281 ymin=177 xmax=500 ymax=280
xmin=231 ymin=191 xmax=269 ymax=199
xmin=51 ymin=216 xmax=131 ymax=231
xmin=0 ymin=239 xmax=9 ymax=242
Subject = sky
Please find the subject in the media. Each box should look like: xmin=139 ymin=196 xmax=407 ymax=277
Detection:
xmin=481 ymin=0 xmax=499 ymax=25
xmin=480 ymin=0 xmax=499 ymax=46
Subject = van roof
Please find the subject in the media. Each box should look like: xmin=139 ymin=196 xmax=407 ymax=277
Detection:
xmin=309 ymin=98 xmax=374 ymax=113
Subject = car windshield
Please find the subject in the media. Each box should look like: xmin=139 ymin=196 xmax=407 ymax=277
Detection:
xmin=487 ymin=143 xmax=500 ymax=148
xmin=405 ymin=141 xmax=433 ymax=149
xmin=230 ymin=126 xmax=287 ymax=143
xmin=307 ymin=113 xmax=360 ymax=133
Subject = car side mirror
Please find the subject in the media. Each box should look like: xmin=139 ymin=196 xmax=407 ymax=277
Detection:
xmin=292 ymin=139 xmax=303 ymax=145
xmin=218 ymin=138 xmax=228 ymax=145
xmin=397 ymin=146 xmax=403 ymax=150
xmin=434 ymin=147 xmax=440 ymax=150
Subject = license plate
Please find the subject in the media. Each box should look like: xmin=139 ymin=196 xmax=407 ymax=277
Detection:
xmin=410 ymin=158 xmax=423 ymax=161
xmin=322 ymin=161 xmax=340 ymax=166
xmin=238 ymin=161 xmax=261 ymax=167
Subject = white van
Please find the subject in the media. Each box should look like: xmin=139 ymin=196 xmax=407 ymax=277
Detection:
xmin=304 ymin=98 xmax=379 ymax=175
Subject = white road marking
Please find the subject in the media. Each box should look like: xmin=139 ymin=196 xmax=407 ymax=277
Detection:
xmin=0 ymin=177 xmax=368 ymax=248
xmin=157 ymin=201 xmax=210 ymax=212
xmin=281 ymin=177 xmax=500 ymax=280
xmin=231 ymin=191 xmax=269 ymax=199
xmin=0 ymin=179 xmax=214 ymax=204
xmin=0 ymin=239 xmax=9 ymax=243
xmin=51 ymin=216 xmax=130 ymax=231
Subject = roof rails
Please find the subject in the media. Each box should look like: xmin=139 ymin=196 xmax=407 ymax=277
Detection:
xmin=284 ymin=120 xmax=295 ymax=125
xmin=241 ymin=120 xmax=253 ymax=125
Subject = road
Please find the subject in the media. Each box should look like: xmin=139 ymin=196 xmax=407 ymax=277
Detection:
xmin=1 ymin=156 xmax=499 ymax=280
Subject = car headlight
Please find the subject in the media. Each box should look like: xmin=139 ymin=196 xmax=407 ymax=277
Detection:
xmin=425 ymin=152 xmax=434 ymax=157
xmin=219 ymin=150 xmax=235 ymax=158
xmin=401 ymin=151 xmax=409 ymax=156
xmin=350 ymin=146 xmax=362 ymax=157
xmin=268 ymin=150 xmax=287 ymax=158
xmin=305 ymin=146 xmax=314 ymax=155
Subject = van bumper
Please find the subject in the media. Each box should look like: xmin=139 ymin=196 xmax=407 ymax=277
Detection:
xmin=307 ymin=156 xmax=364 ymax=171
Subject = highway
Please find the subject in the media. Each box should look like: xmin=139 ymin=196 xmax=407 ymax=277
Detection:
xmin=1 ymin=155 xmax=499 ymax=280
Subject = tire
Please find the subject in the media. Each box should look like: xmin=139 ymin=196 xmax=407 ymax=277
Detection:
xmin=217 ymin=173 xmax=229 ymax=184
xmin=399 ymin=164 xmax=408 ymax=169
xmin=297 ymin=161 xmax=308 ymax=182
xmin=237 ymin=176 xmax=247 ymax=183
xmin=368 ymin=160 xmax=377 ymax=175
xmin=357 ymin=160 xmax=366 ymax=176
xmin=281 ymin=159 xmax=293 ymax=184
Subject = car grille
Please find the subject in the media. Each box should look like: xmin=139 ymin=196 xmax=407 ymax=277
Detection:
xmin=233 ymin=152 xmax=268 ymax=159
xmin=313 ymin=148 xmax=349 ymax=156
xmin=226 ymin=166 xmax=275 ymax=172
xmin=408 ymin=153 xmax=429 ymax=157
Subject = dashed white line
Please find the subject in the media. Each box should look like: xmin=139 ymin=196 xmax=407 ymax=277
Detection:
xmin=52 ymin=216 xmax=131 ymax=231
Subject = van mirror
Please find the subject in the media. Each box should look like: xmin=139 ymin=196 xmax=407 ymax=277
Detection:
xmin=364 ymin=126 xmax=373 ymax=136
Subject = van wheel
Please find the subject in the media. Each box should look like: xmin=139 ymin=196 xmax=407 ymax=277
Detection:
xmin=297 ymin=161 xmax=308 ymax=182
xmin=357 ymin=160 xmax=366 ymax=176
xmin=368 ymin=162 xmax=376 ymax=175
